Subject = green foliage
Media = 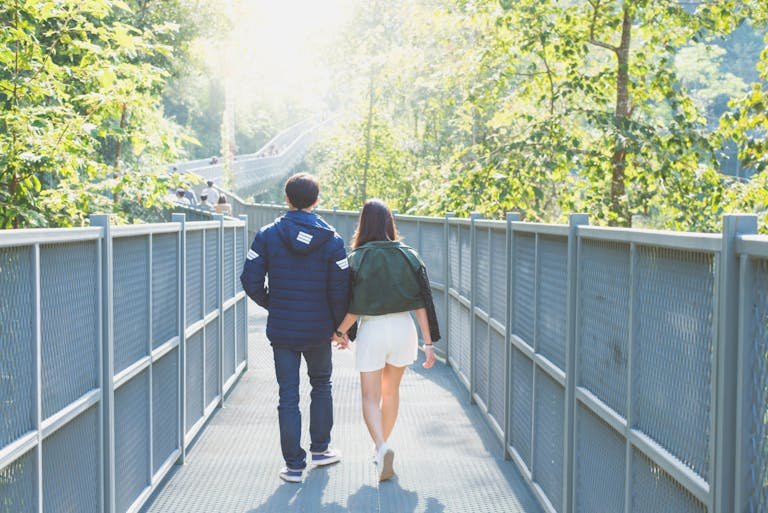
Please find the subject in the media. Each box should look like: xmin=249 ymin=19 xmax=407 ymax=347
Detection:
xmin=0 ymin=0 xmax=214 ymax=229
xmin=314 ymin=116 xmax=414 ymax=212
xmin=309 ymin=0 xmax=768 ymax=232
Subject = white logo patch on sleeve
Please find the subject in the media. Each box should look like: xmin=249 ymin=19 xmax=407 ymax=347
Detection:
xmin=296 ymin=231 xmax=313 ymax=245
xmin=336 ymin=258 xmax=349 ymax=270
xmin=247 ymin=249 xmax=259 ymax=260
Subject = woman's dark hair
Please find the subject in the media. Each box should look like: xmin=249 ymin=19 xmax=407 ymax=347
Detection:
xmin=284 ymin=173 xmax=319 ymax=209
xmin=352 ymin=199 xmax=399 ymax=249
xmin=218 ymin=194 xmax=228 ymax=204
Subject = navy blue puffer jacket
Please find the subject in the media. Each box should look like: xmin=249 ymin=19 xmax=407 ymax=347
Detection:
xmin=240 ymin=210 xmax=349 ymax=349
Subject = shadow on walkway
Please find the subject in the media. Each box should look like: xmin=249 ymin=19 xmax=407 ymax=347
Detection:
xmin=248 ymin=468 xmax=446 ymax=513
xmin=142 ymin=308 xmax=541 ymax=513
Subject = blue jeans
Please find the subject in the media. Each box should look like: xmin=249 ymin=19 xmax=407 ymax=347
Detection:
xmin=272 ymin=343 xmax=333 ymax=470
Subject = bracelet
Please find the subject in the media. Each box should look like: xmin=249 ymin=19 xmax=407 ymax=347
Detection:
xmin=424 ymin=343 xmax=433 ymax=348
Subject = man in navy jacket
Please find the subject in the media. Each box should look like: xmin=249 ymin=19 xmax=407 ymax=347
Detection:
xmin=240 ymin=173 xmax=349 ymax=483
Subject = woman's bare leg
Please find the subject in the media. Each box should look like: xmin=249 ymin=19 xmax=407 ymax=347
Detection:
xmin=360 ymin=370 xmax=385 ymax=448
xmin=381 ymin=364 xmax=407 ymax=441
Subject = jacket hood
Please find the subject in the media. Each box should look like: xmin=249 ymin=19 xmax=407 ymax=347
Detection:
xmin=275 ymin=210 xmax=336 ymax=255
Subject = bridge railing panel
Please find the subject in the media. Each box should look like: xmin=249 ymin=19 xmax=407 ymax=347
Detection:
xmin=734 ymin=236 xmax=768 ymax=513
xmin=0 ymin=229 xmax=102 ymax=513
xmin=504 ymin=222 xmax=572 ymax=513
xmin=572 ymin=229 xmax=718 ymax=513
xmin=108 ymin=225 xmax=181 ymax=513
xmin=0 ymin=214 xmax=247 ymax=513
xmin=228 ymin=203 xmax=767 ymax=513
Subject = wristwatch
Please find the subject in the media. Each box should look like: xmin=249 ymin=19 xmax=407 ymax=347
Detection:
xmin=335 ymin=330 xmax=345 ymax=338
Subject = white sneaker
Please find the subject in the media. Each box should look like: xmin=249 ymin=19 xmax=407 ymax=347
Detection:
xmin=375 ymin=444 xmax=395 ymax=482
xmin=279 ymin=467 xmax=303 ymax=483
xmin=311 ymin=448 xmax=341 ymax=466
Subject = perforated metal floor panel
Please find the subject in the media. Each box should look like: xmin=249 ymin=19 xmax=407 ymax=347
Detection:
xmin=142 ymin=308 xmax=542 ymax=513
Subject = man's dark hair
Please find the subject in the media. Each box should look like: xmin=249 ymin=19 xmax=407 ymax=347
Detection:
xmin=284 ymin=173 xmax=319 ymax=210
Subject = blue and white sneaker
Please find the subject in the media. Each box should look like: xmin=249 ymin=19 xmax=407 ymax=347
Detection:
xmin=311 ymin=448 xmax=341 ymax=466
xmin=279 ymin=467 xmax=303 ymax=483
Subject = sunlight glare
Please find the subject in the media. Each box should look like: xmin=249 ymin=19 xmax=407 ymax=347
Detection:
xmin=211 ymin=0 xmax=354 ymax=114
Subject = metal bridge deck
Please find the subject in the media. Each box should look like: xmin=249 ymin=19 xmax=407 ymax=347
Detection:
xmin=142 ymin=308 xmax=543 ymax=513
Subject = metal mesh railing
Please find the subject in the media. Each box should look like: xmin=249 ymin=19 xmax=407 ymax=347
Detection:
xmin=736 ymin=247 xmax=768 ymax=513
xmin=746 ymin=258 xmax=768 ymax=512
xmin=0 ymin=213 xmax=248 ymax=513
xmin=229 ymin=203 xmax=766 ymax=513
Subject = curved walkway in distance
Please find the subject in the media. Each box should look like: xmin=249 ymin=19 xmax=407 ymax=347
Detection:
xmin=142 ymin=307 xmax=543 ymax=513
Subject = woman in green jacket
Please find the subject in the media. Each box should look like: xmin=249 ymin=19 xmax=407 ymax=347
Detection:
xmin=332 ymin=199 xmax=440 ymax=482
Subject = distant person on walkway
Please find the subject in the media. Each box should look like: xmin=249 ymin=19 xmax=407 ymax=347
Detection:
xmin=332 ymin=199 xmax=439 ymax=482
xmin=214 ymin=194 xmax=232 ymax=215
xmin=175 ymin=188 xmax=191 ymax=205
xmin=240 ymin=173 xmax=349 ymax=483
xmin=199 ymin=195 xmax=211 ymax=209
xmin=182 ymin=186 xmax=197 ymax=205
xmin=202 ymin=180 xmax=219 ymax=205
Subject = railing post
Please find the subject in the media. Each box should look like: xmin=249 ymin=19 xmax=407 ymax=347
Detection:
xmin=735 ymin=232 xmax=758 ymax=513
xmin=563 ymin=213 xmax=588 ymax=513
xmin=239 ymin=214 xmax=249 ymax=371
xmin=172 ymin=213 xmax=187 ymax=465
xmin=443 ymin=213 xmax=454 ymax=364
xmin=214 ymin=213 xmax=225 ymax=408
xmin=504 ymin=212 xmax=520 ymax=461
xmin=34 ymin=243 xmax=42 ymax=513
xmin=469 ymin=212 xmax=482 ymax=404
xmin=148 ymin=230 xmax=154 ymax=482
xmin=714 ymin=214 xmax=757 ymax=513
xmin=90 ymin=214 xmax=115 ymax=513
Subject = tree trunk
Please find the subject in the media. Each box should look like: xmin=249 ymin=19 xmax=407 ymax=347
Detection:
xmin=10 ymin=171 xmax=18 ymax=228
xmin=610 ymin=6 xmax=632 ymax=226
xmin=113 ymin=103 xmax=128 ymax=171
xmin=361 ymin=67 xmax=375 ymax=203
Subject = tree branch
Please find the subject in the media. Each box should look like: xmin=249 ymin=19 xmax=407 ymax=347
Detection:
xmin=587 ymin=0 xmax=619 ymax=53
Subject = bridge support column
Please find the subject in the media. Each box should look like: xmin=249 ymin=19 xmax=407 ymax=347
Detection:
xmin=503 ymin=212 xmax=520 ymax=461
xmin=714 ymin=214 xmax=757 ymax=513
xmin=90 ymin=214 xmax=116 ymax=513
xmin=469 ymin=212 xmax=483 ymax=405
xmin=443 ymin=213 xmax=454 ymax=365
xmin=172 ymin=214 xmax=188 ymax=465
xmin=239 ymin=215 xmax=249 ymax=371
xmin=214 ymin=214 xmax=225 ymax=408
xmin=562 ymin=214 xmax=588 ymax=513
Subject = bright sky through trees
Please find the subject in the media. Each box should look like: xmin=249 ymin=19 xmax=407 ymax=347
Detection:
xmin=2 ymin=0 xmax=767 ymax=230
xmin=206 ymin=0 xmax=354 ymax=114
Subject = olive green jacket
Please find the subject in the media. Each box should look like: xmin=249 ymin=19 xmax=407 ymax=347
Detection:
xmin=347 ymin=240 xmax=440 ymax=341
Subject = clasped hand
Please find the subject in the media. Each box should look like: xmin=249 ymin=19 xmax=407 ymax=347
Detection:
xmin=332 ymin=332 xmax=350 ymax=349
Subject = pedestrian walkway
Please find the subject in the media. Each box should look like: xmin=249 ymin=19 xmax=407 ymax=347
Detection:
xmin=142 ymin=308 xmax=543 ymax=513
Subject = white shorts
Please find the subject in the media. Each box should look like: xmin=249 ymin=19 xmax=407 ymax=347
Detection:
xmin=354 ymin=312 xmax=418 ymax=372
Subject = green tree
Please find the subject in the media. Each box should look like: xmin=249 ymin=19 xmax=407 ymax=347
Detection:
xmin=0 ymin=0 xmax=215 ymax=228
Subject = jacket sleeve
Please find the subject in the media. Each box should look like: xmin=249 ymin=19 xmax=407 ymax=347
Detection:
xmin=326 ymin=237 xmax=350 ymax=327
xmin=240 ymin=229 xmax=269 ymax=309
xmin=347 ymin=268 xmax=358 ymax=341
xmin=416 ymin=264 xmax=441 ymax=342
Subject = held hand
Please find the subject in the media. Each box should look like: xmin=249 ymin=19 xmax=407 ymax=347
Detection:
xmin=332 ymin=332 xmax=349 ymax=350
xmin=422 ymin=344 xmax=436 ymax=369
